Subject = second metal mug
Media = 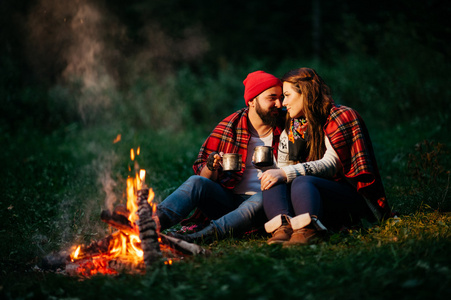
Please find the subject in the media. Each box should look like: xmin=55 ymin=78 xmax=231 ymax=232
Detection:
xmin=253 ymin=146 xmax=274 ymax=167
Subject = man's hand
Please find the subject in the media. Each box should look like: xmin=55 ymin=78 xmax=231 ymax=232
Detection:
xmin=259 ymin=169 xmax=287 ymax=190
xmin=206 ymin=152 xmax=223 ymax=171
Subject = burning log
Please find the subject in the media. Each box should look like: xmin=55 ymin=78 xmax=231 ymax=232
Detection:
xmin=100 ymin=208 xmax=136 ymax=235
xmin=41 ymin=234 xmax=114 ymax=270
xmin=101 ymin=192 xmax=211 ymax=258
xmin=80 ymin=234 xmax=114 ymax=256
xmin=41 ymin=182 xmax=211 ymax=276
xmin=136 ymin=188 xmax=162 ymax=266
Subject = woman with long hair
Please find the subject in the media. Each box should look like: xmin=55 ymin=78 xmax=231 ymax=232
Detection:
xmin=259 ymin=67 xmax=391 ymax=245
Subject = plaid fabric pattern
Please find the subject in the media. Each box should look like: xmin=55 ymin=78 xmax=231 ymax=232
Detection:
xmin=193 ymin=107 xmax=283 ymax=190
xmin=325 ymin=105 xmax=391 ymax=216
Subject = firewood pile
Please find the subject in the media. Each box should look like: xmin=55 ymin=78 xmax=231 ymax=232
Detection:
xmin=41 ymin=188 xmax=210 ymax=276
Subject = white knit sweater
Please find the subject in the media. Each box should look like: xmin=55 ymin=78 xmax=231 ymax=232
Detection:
xmin=277 ymin=130 xmax=342 ymax=182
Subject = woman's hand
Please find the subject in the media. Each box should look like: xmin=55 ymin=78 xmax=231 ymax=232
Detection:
xmin=259 ymin=169 xmax=287 ymax=190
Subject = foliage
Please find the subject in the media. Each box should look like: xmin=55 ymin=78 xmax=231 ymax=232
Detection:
xmin=408 ymin=140 xmax=449 ymax=186
xmin=2 ymin=0 xmax=450 ymax=132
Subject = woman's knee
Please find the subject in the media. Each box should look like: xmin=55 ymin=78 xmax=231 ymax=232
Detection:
xmin=292 ymin=175 xmax=318 ymax=186
xmin=291 ymin=176 xmax=319 ymax=193
xmin=290 ymin=176 xmax=322 ymax=212
xmin=263 ymin=183 xmax=287 ymax=205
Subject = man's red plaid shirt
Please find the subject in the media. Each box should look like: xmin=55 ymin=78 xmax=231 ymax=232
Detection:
xmin=193 ymin=107 xmax=284 ymax=190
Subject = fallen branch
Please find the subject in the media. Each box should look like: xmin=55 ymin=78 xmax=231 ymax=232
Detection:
xmin=159 ymin=234 xmax=211 ymax=256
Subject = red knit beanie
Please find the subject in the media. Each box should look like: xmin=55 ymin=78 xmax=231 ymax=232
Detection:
xmin=243 ymin=70 xmax=282 ymax=106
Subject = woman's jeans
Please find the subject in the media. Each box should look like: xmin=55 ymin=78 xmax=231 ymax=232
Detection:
xmin=263 ymin=176 xmax=373 ymax=229
xmin=157 ymin=175 xmax=265 ymax=235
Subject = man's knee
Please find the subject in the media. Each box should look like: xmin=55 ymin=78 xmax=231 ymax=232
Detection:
xmin=175 ymin=175 xmax=213 ymax=195
xmin=238 ymin=195 xmax=263 ymax=215
xmin=186 ymin=175 xmax=212 ymax=187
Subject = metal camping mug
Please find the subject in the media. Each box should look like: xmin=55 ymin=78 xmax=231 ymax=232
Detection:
xmin=222 ymin=153 xmax=242 ymax=171
xmin=252 ymin=146 xmax=274 ymax=168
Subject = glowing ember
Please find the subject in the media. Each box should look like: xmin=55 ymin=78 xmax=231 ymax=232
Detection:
xmin=164 ymin=259 xmax=173 ymax=265
xmin=70 ymin=256 xmax=119 ymax=276
xmin=113 ymin=134 xmax=121 ymax=144
xmin=130 ymin=148 xmax=135 ymax=161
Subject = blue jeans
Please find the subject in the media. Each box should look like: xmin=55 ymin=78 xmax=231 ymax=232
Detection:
xmin=157 ymin=175 xmax=265 ymax=235
xmin=263 ymin=176 xmax=374 ymax=229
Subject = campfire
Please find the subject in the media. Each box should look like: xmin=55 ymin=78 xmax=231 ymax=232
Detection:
xmin=42 ymin=146 xmax=209 ymax=276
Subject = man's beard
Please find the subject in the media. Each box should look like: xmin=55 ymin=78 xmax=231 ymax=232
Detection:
xmin=256 ymin=99 xmax=280 ymax=128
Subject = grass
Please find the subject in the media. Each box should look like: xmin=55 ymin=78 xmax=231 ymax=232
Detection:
xmin=1 ymin=119 xmax=450 ymax=299
xmin=1 ymin=214 xmax=450 ymax=299
xmin=1 ymin=62 xmax=451 ymax=299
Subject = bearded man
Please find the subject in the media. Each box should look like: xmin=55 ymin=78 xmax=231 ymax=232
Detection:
xmin=155 ymin=70 xmax=285 ymax=243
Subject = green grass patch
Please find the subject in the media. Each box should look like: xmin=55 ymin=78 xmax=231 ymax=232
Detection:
xmin=1 ymin=60 xmax=450 ymax=299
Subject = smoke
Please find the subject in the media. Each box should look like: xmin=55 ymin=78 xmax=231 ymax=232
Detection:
xmin=25 ymin=0 xmax=210 ymax=125
xmin=24 ymin=0 xmax=211 ymax=133
xmin=61 ymin=2 xmax=113 ymax=88
xmin=98 ymin=154 xmax=118 ymax=213
xmin=44 ymin=152 xmax=120 ymax=249
xmin=60 ymin=1 xmax=117 ymax=123
xmin=26 ymin=0 xmax=123 ymax=123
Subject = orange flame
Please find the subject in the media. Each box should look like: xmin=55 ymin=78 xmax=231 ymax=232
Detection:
xmin=71 ymin=245 xmax=81 ymax=262
xmin=68 ymin=147 xmax=176 ymax=275
xmin=69 ymin=147 xmax=157 ymax=273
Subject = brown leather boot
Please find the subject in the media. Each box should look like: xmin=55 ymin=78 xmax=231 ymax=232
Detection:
xmin=283 ymin=213 xmax=327 ymax=246
xmin=265 ymin=214 xmax=293 ymax=245
xmin=283 ymin=227 xmax=328 ymax=246
xmin=267 ymin=224 xmax=293 ymax=245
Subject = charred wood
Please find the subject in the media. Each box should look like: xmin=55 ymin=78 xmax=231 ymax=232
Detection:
xmin=136 ymin=188 xmax=162 ymax=266
xmin=100 ymin=209 xmax=136 ymax=235
xmin=41 ymin=250 xmax=71 ymax=270
xmin=83 ymin=234 xmax=114 ymax=255
xmin=40 ymin=234 xmax=114 ymax=270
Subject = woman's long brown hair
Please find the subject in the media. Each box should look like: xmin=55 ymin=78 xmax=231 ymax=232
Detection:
xmin=282 ymin=68 xmax=334 ymax=161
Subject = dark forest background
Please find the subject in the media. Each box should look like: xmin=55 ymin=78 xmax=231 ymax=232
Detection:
xmin=1 ymin=0 xmax=450 ymax=133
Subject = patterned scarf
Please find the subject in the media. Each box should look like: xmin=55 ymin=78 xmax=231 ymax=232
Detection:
xmin=288 ymin=117 xmax=309 ymax=162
